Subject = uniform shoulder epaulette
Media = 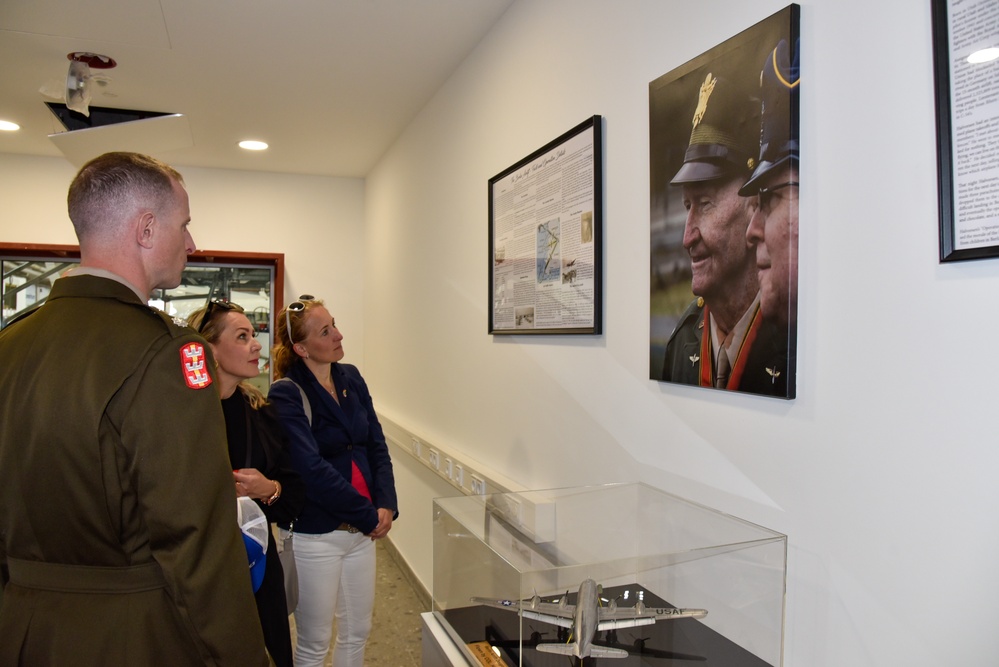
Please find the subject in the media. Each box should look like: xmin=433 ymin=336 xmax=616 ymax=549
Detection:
xmin=668 ymin=297 xmax=705 ymax=337
xmin=150 ymin=307 xmax=196 ymax=337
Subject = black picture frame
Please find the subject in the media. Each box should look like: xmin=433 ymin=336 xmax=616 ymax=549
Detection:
xmin=488 ymin=116 xmax=603 ymax=335
xmin=932 ymin=0 xmax=999 ymax=262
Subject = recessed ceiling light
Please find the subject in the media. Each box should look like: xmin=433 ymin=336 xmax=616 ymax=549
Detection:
xmin=0 ymin=120 xmax=20 ymax=132
xmin=968 ymin=47 xmax=999 ymax=64
xmin=239 ymin=140 xmax=268 ymax=151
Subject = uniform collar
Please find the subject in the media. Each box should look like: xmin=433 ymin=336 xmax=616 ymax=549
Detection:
xmin=64 ymin=266 xmax=147 ymax=302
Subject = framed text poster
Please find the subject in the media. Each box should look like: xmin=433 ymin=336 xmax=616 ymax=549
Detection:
xmin=932 ymin=0 xmax=999 ymax=261
xmin=488 ymin=116 xmax=603 ymax=335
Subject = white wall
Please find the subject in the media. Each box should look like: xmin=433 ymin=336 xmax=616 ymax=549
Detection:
xmin=0 ymin=155 xmax=367 ymax=364
xmin=365 ymin=1 xmax=999 ymax=665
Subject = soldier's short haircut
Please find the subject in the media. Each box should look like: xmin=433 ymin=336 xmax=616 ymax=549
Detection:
xmin=67 ymin=151 xmax=184 ymax=242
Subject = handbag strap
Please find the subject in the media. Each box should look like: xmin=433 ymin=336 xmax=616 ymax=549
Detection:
xmin=271 ymin=377 xmax=312 ymax=425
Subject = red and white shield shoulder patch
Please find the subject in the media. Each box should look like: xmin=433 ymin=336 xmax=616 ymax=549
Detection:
xmin=180 ymin=342 xmax=213 ymax=389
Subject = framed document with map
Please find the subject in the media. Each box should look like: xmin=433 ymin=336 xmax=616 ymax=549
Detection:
xmin=488 ymin=116 xmax=603 ymax=334
xmin=932 ymin=0 xmax=999 ymax=262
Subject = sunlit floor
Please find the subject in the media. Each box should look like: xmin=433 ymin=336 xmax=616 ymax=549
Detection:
xmin=289 ymin=539 xmax=428 ymax=666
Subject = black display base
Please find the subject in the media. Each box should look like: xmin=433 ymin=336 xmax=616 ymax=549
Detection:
xmin=442 ymin=583 xmax=773 ymax=667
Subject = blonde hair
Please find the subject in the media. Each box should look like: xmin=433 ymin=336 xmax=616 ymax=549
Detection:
xmin=272 ymin=297 xmax=326 ymax=379
xmin=188 ymin=302 xmax=268 ymax=410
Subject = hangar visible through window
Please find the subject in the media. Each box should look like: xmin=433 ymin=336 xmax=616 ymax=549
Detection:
xmin=1 ymin=244 xmax=284 ymax=387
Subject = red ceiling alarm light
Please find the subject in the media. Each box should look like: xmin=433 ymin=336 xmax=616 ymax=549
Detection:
xmin=67 ymin=52 xmax=117 ymax=69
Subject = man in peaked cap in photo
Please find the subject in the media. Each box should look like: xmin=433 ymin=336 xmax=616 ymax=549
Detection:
xmin=661 ymin=73 xmax=791 ymax=397
xmin=743 ymin=39 xmax=800 ymax=336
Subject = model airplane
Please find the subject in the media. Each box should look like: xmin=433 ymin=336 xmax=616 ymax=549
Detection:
xmin=471 ymin=578 xmax=707 ymax=660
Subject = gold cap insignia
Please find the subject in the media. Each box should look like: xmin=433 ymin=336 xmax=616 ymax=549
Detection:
xmin=692 ymin=73 xmax=717 ymax=130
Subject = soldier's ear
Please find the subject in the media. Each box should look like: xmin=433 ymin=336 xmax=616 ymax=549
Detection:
xmin=136 ymin=210 xmax=156 ymax=249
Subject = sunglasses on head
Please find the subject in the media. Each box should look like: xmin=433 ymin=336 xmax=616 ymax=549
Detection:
xmin=198 ymin=298 xmax=242 ymax=334
xmin=285 ymin=294 xmax=316 ymax=345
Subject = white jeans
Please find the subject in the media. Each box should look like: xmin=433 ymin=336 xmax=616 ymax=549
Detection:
xmin=292 ymin=530 xmax=375 ymax=667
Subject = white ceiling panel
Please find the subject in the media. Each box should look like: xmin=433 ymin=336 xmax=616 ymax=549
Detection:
xmin=0 ymin=0 xmax=513 ymax=177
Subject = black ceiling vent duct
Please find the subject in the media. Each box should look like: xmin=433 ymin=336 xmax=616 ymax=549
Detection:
xmin=45 ymin=102 xmax=173 ymax=132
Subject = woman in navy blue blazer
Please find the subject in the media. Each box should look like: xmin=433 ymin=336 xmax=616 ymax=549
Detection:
xmin=267 ymin=295 xmax=398 ymax=667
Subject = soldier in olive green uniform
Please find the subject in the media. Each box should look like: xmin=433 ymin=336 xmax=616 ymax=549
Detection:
xmin=0 ymin=152 xmax=269 ymax=666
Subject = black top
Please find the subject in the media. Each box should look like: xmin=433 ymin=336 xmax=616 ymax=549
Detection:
xmin=219 ymin=388 xmax=305 ymax=667
xmin=220 ymin=390 xmax=305 ymax=526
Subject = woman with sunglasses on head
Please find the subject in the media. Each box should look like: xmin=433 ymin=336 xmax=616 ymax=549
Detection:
xmin=188 ymin=300 xmax=306 ymax=667
xmin=267 ymin=295 xmax=398 ymax=667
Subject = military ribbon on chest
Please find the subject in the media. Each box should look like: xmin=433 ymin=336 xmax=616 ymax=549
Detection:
xmin=697 ymin=304 xmax=764 ymax=390
xmin=180 ymin=342 xmax=213 ymax=389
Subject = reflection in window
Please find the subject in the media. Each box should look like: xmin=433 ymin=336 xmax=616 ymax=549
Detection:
xmin=1 ymin=260 xmax=67 ymax=324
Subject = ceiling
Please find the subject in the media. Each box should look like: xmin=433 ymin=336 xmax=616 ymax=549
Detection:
xmin=0 ymin=0 xmax=513 ymax=177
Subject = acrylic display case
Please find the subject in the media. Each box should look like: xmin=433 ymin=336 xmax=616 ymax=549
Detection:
xmin=430 ymin=483 xmax=786 ymax=666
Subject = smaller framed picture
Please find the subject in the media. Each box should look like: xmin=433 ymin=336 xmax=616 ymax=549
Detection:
xmin=488 ymin=116 xmax=602 ymax=335
xmin=931 ymin=0 xmax=999 ymax=262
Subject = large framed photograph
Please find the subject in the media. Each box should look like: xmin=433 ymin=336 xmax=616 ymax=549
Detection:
xmin=649 ymin=6 xmax=799 ymax=400
xmin=932 ymin=0 xmax=999 ymax=262
xmin=489 ymin=116 xmax=602 ymax=335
